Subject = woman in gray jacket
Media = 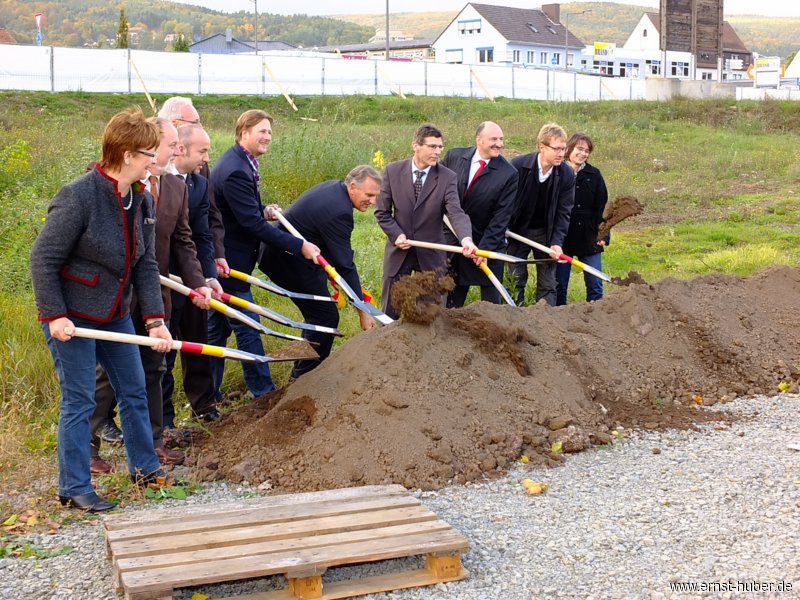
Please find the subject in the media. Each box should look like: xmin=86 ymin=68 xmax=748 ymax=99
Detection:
xmin=31 ymin=108 xmax=173 ymax=512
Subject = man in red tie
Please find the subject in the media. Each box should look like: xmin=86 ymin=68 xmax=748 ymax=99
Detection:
xmin=441 ymin=121 xmax=518 ymax=307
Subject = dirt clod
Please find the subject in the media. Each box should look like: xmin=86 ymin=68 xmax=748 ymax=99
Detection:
xmin=599 ymin=195 xmax=644 ymax=240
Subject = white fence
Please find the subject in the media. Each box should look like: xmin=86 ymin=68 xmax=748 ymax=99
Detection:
xmin=0 ymin=45 xmax=645 ymax=102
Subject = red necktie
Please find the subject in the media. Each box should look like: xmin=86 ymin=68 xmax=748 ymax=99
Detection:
xmin=149 ymin=175 xmax=159 ymax=210
xmin=467 ymin=159 xmax=486 ymax=193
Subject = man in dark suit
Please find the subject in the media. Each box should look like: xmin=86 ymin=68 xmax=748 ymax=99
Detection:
xmin=91 ymin=118 xmax=210 ymax=471
xmin=507 ymin=123 xmax=576 ymax=306
xmin=209 ymin=109 xmax=319 ymax=399
xmin=259 ymin=165 xmax=380 ymax=378
xmin=158 ymin=96 xmax=229 ymax=278
xmin=441 ymin=121 xmax=518 ymax=307
xmin=375 ymin=123 xmax=480 ymax=320
xmin=161 ymin=123 xmax=221 ymax=428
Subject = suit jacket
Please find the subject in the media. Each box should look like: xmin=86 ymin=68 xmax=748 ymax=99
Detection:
xmin=260 ymin=179 xmax=361 ymax=295
xmin=509 ymin=152 xmax=575 ymax=248
xmin=179 ymin=172 xmax=217 ymax=278
xmin=211 ymin=143 xmax=303 ymax=292
xmin=375 ymin=159 xmax=472 ymax=278
xmin=441 ymin=147 xmax=518 ymax=284
xmin=153 ymin=173 xmax=205 ymax=318
xmin=199 ymin=161 xmax=225 ymax=260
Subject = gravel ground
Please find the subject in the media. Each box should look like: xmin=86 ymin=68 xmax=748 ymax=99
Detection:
xmin=1 ymin=393 xmax=798 ymax=599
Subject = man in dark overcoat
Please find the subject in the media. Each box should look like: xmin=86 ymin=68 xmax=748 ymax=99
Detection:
xmin=441 ymin=121 xmax=517 ymax=307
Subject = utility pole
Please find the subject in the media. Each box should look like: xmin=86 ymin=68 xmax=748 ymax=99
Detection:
xmin=564 ymin=9 xmax=590 ymax=71
xmin=385 ymin=0 xmax=390 ymax=61
xmin=252 ymin=0 xmax=258 ymax=55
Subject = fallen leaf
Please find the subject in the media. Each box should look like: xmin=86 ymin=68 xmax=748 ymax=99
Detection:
xmin=519 ymin=455 xmax=529 ymax=464
xmin=521 ymin=479 xmax=548 ymax=496
xmin=2 ymin=514 xmax=17 ymax=527
xmin=550 ymin=441 xmax=563 ymax=454
xmin=692 ymin=394 xmax=704 ymax=405
xmin=191 ymin=594 xmax=210 ymax=600
xmin=778 ymin=381 xmax=790 ymax=392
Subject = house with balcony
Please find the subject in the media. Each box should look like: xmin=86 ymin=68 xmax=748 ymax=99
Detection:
xmin=432 ymin=3 xmax=584 ymax=68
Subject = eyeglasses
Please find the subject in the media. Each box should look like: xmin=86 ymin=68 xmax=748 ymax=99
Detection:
xmin=543 ymin=144 xmax=567 ymax=153
xmin=422 ymin=143 xmax=444 ymax=150
xmin=176 ymin=118 xmax=202 ymax=125
xmin=573 ymin=147 xmax=591 ymax=155
xmin=134 ymin=150 xmax=157 ymax=162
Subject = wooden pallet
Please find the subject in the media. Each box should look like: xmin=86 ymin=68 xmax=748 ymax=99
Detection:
xmin=105 ymin=484 xmax=469 ymax=600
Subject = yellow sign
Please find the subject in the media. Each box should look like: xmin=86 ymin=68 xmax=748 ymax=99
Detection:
xmin=593 ymin=43 xmax=616 ymax=58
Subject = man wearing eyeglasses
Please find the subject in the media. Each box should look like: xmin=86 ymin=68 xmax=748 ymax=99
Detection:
xmin=506 ymin=123 xmax=576 ymax=306
xmin=375 ymin=123 xmax=480 ymax=319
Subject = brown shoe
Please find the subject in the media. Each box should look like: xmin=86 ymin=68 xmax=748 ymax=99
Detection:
xmin=155 ymin=445 xmax=185 ymax=466
xmin=90 ymin=456 xmax=114 ymax=475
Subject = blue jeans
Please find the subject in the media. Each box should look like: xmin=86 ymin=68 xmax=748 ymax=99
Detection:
xmin=207 ymin=288 xmax=275 ymax=399
xmin=555 ymin=252 xmax=604 ymax=306
xmin=43 ymin=316 xmax=160 ymax=496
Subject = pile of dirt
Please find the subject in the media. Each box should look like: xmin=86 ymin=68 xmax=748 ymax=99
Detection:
xmin=598 ymin=195 xmax=644 ymax=240
xmin=192 ymin=266 xmax=800 ymax=492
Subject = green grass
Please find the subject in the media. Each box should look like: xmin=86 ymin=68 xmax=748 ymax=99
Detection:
xmin=1 ymin=91 xmax=799 ymax=515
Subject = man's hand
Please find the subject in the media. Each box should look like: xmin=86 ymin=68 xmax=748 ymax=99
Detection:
xmin=215 ymin=258 xmax=230 ymax=277
xmin=300 ymin=240 xmax=321 ymax=263
xmin=191 ymin=286 xmax=212 ymax=309
xmin=147 ymin=323 xmax=173 ymax=352
xmin=263 ymin=204 xmax=280 ymax=221
xmin=206 ymin=277 xmax=224 ymax=299
xmin=550 ymin=245 xmax=564 ymax=258
xmin=597 ymin=240 xmax=607 ymax=247
xmin=49 ymin=316 xmax=76 ymax=342
xmin=358 ymin=309 xmax=376 ymax=331
xmin=394 ymin=233 xmax=411 ymax=250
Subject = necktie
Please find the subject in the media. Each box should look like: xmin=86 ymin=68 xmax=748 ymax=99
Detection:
xmin=467 ymin=159 xmax=486 ymax=193
xmin=413 ymin=170 xmax=425 ymax=200
xmin=148 ymin=175 xmax=159 ymax=209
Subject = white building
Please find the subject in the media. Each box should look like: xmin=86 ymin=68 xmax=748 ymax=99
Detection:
xmin=432 ymin=3 xmax=584 ymax=68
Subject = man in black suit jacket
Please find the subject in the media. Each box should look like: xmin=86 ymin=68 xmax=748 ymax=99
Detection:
xmin=507 ymin=123 xmax=576 ymax=306
xmin=441 ymin=121 xmax=517 ymax=307
xmin=208 ymin=110 xmax=319 ymax=399
xmin=161 ymin=123 xmax=220 ymax=427
xmin=259 ymin=165 xmax=380 ymax=378
xmin=375 ymin=123 xmax=480 ymax=320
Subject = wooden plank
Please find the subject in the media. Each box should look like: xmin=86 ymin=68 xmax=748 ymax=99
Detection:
xmin=111 ymin=505 xmax=437 ymax=559
xmin=116 ymin=521 xmax=453 ymax=576
xmin=122 ymin=529 xmax=468 ymax=596
xmin=233 ymin=566 xmax=470 ymax=600
xmin=105 ymin=484 xmax=408 ymax=531
xmin=107 ymin=494 xmax=420 ymax=544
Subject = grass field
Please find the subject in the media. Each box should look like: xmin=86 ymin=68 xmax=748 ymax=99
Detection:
xmin=1 ymin=91 xmax=799 ymax=517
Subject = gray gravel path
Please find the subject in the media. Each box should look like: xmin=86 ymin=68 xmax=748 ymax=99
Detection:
xmin=1 ymin=393 xmax=798 ymax=599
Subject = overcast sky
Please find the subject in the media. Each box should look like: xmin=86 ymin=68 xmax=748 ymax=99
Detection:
xmin=172 ymin=0 xmax=800 ymax=18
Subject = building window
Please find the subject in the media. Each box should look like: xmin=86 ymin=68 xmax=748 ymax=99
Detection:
xmin=477 ymin=47 xmax=494 ymax=63
xmin=567 ymin=52 xmax=574 ymax=67
xmin=643 ymin=29 xmax=648 ymax=37
xmin=527 ymin=50 xmax=535 ymax=64
xmin=540 ymin=51 xmax=548 ymax=65
xmin=670 ymin=61 xmax=689 ymax=77
xmin=646 ymin=59 xmax=661 ymax=75
xmin=458 ymin=19 xmax=481 ymax=36
xmin=701 ymin=72 xmax=713 ymax=80
xmin=445 ymin=48 xmax=463 ymax=64
xmin=553 ymin=53 xmax=561 ymax=66
xmin=512 ymin=49 xmax=521 ymax=63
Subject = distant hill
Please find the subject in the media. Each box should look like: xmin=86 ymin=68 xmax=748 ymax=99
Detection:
xmin=335 ymin=2 xmax=799 ymax=60
xmin=3 ymin=0 xmax=796 ymax=60
xmin=0 ymin=0 xmax=373 ymax=49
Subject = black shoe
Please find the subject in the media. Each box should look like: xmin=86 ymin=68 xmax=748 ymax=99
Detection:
xmin=58 ymin=492 xmax=117 ymax=512
xmin=196 ymin=408 xmax=221 ymax=423
xmin=99 ymin=420 xmax=124 ymax=446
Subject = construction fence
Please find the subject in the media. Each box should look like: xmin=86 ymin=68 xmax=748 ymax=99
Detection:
xmin=0 ymin=45 xmax=646 ymax=102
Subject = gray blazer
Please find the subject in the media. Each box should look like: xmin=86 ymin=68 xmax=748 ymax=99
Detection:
xmin=375 ymin=159 xmax=472 ymax=278
xmin=31 ymin=167 xmax=165 ymax=323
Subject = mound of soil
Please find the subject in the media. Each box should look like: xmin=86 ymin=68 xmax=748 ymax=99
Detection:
xmin=193 ymin=266 xmax=800 ymax=492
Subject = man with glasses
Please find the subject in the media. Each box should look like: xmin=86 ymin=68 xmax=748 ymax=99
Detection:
xmin=506 ymin=123 xmax=576 ymax=306
xmin=375 ymin=123 xmax=480 ymax=319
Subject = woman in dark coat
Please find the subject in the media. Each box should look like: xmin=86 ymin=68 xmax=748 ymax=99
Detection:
xmin=555 ymin=133 xmax=609 ymax=305
xmin=30 ymin=108 xmax=173 ymax=512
